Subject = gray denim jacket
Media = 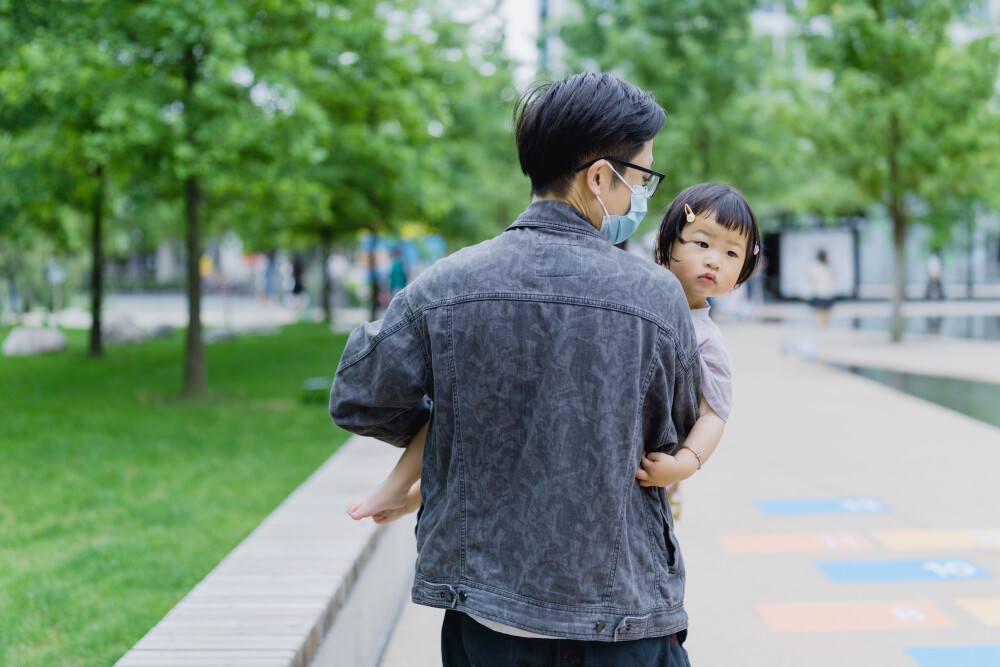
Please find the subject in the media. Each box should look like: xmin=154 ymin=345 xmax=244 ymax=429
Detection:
xmin=331 ymin=200 xmax=700 ymax=642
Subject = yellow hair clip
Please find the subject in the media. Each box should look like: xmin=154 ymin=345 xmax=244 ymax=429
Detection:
xmin=684 ymin=203 xmax=695 ymax=223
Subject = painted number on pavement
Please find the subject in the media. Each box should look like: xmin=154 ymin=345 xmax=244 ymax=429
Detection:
xmin=892 ymin=606 xmax=927 ymax=623
xmin=922 ymin=560 xmax=980 ymax=578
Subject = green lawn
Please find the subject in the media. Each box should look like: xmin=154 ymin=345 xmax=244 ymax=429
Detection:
xmin=0 ymin=323 xmax=351 ymax=666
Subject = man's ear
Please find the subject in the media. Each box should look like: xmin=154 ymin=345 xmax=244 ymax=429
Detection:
xmin=586 ymin=159 xmax=606 ymax=197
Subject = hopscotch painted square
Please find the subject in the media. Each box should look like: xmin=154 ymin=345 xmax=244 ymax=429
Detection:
xmin=757 ymin=601 xmax=955 ymax=632
xmin=755 ymin=497 xmax=890 ymax=516
xmin=873 ymin=528 xmax=1000 ymax=550
xmin=956 ymin=598 xmax=1000 ymax=626
xmin=817 ymin=558 xmax=991 ymax=583
xmin=718 ymin=532 xmax=872 ymax=554
xmin=906 ymin=646 xmax=1000 ymax=667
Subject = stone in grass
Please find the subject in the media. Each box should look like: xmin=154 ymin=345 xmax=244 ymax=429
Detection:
xmin=148 ymin=324 xmax=175 ymax=339
xmin=203 ymin=328 xmax=239 ymax=344
xmin=203 ymin=325 xmax=281 ymax=344
xmin=2 ymin=327 xmax=67 ymax=356
xmin=102 ymin=318 xmax=147 ymax=345
xmin=302 ymin=377 xmax=333 ymax=403
xmin=241 ymin=325 xmax=281 ymax=337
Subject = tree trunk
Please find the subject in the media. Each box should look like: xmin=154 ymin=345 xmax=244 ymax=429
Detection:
xmin=888 ymin=113 xmax=905 ymax=343
xmin=890 ymin=204 xmax=906 ymax=342
xmin=966 ymin=208 xmax=975 ymax=299
xmin=89 ymin=165 xmax=105 ymax=357
xmin=184 ymin=175 xmax=205 ymax=396
xmin=182 ymin=45 xmax=205 ymax=396
xmin=320 ymin=228 xmax=333 ymax=324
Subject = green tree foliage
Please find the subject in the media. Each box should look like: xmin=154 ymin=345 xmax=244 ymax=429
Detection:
xmin=802 ymin=0 xmax=1000 ymax=341
xmin=238 ymin=1 xmax=524 ymax=321
xmin=559 ymin=0 xmax=798 ymax=213
xmin=2 ymin=1 xmax=525 ymax=392
xmin=0 ymin=6 xmax=127 ymax=354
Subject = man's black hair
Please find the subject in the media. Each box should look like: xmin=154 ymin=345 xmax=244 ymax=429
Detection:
xmin=514 ymin=72 xmax=667 ymax=197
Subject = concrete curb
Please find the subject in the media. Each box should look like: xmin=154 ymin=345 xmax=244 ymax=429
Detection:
xmin=115 ymin=437 xmax=415 ymax=667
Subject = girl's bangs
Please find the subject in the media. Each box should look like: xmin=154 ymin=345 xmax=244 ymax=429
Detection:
xmin=709 ymin=195 xmax=758 ymax=239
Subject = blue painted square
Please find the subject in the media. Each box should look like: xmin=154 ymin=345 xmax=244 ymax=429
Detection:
xmin=756 ymin=497 xmax=890 ymax=516
xmin=907 ymin=646 xmax=1000 ymax=667
xmin=817 ymin=558 xmax=991 ymax=583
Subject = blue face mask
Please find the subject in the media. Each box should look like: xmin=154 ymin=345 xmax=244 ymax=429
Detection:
xmin=596 ymin=165 xmax=648 ymax=245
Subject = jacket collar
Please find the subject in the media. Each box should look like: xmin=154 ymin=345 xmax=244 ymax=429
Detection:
xmin=505 ymin=200 xmax=603 ymax=240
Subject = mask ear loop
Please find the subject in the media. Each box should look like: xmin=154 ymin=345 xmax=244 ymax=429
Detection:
xmin=684 ymin=204 xmax=695 ymax=223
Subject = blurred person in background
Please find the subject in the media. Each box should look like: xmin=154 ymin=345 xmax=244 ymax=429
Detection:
xmin=926 ymin=249 xmax=944 ymax=301
xmin=807 ymin=249 xmax=835 ymax=328
xmin=290 ymin=253 xmax=307 ymax=311
xmin=389 ymin=247 xmax=407 ymax=296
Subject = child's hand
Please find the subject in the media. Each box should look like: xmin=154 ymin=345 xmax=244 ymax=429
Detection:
xmin=635 ymin=452 xmax=692 ymax=488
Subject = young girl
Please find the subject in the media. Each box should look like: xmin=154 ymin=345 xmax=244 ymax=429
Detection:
xmin=635 ymin=183 xmax=761 ymax=514
xmin=347 ymin=182 xmax=762 ymax=524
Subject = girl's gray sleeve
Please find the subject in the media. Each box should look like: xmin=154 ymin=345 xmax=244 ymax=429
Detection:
xmin=699 ymin=333 xmax=733 ymax=422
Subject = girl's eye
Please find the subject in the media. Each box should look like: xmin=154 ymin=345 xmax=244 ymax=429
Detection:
xmin=726 ymin=250 xmax=740 ymax=258
xmin=696 ymin=241 xmax=709 ymax=248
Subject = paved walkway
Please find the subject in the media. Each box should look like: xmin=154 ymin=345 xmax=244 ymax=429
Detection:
xmin=32 ymin=293 xmax=373 ymax=333
xmin=379 ymin=320 xmax=1000 ymax=666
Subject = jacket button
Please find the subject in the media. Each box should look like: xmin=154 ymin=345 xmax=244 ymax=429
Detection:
xmin=594 ymin=621 xmax=606 ymax=632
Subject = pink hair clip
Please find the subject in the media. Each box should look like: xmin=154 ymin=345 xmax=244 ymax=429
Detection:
xmin=683 ymin=203 xmax=695 ymax=223
xmin=753 ymin=243 xmax=760 ymax=256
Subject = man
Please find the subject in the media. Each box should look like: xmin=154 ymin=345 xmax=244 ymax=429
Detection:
xmin=331 ymin=72 xmax=700 ymax=665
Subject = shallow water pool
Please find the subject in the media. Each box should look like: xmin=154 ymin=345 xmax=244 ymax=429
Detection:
xmin=841 ymin=365 xmax=1000 ymax=430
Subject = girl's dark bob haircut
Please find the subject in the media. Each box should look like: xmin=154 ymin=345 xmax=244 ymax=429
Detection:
xmin=654 ymin=182 xmax=763 ymax=287
xmin=514 ymin=72 xmax=666 ymax=197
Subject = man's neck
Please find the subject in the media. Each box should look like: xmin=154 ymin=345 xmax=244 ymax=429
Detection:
xmin=531 ymin=192 xmax=599 ymax=230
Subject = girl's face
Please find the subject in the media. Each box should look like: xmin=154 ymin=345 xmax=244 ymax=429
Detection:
xmin=667 ymin=213 xmax=750 ymax=309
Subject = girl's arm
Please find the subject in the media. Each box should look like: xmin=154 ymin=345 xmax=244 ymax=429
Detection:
xmin=347 ymin=422 xmax=427 ymax=521
xmin=636 ymin=395 xmax=724 ymax=488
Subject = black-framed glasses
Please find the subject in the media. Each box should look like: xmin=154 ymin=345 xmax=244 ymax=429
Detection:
xmin=574 ymin=157 xmax=666 ymax=200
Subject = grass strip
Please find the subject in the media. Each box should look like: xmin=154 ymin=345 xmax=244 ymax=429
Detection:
xmin=0 ymin=323 xmax=351 ymax=666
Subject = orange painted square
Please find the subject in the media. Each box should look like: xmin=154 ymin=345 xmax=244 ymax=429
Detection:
xmin=718 ymin=532 xmax=872 ymax=554
xmin=873 ymin=528 xmax=1000 ymax=550
xmin=757 ymin=601 xmax=956 ymax=632
xmin=956 ymin=598 xmax=1000 ymax=627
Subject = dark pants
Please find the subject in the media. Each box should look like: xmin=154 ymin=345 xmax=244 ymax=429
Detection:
xmin=441 ymin=610 xmax=691 ymax=667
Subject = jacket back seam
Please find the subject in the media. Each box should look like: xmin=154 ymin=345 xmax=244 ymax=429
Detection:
xmin=419 ymin=292 xmax=696 ymax=367
xmin=338 ymin=294 xmax=697 ymax=375
xmin=445 ymin=305 xmax=469 ymax=578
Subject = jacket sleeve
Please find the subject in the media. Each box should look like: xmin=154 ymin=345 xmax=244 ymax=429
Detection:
xmin=329 ymin=289 xmax=432 ymax=447
xmin=668 ymin=344 xmax=701 ymax=452
xmin=653 ymin=307 xmax=701 ymax=453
